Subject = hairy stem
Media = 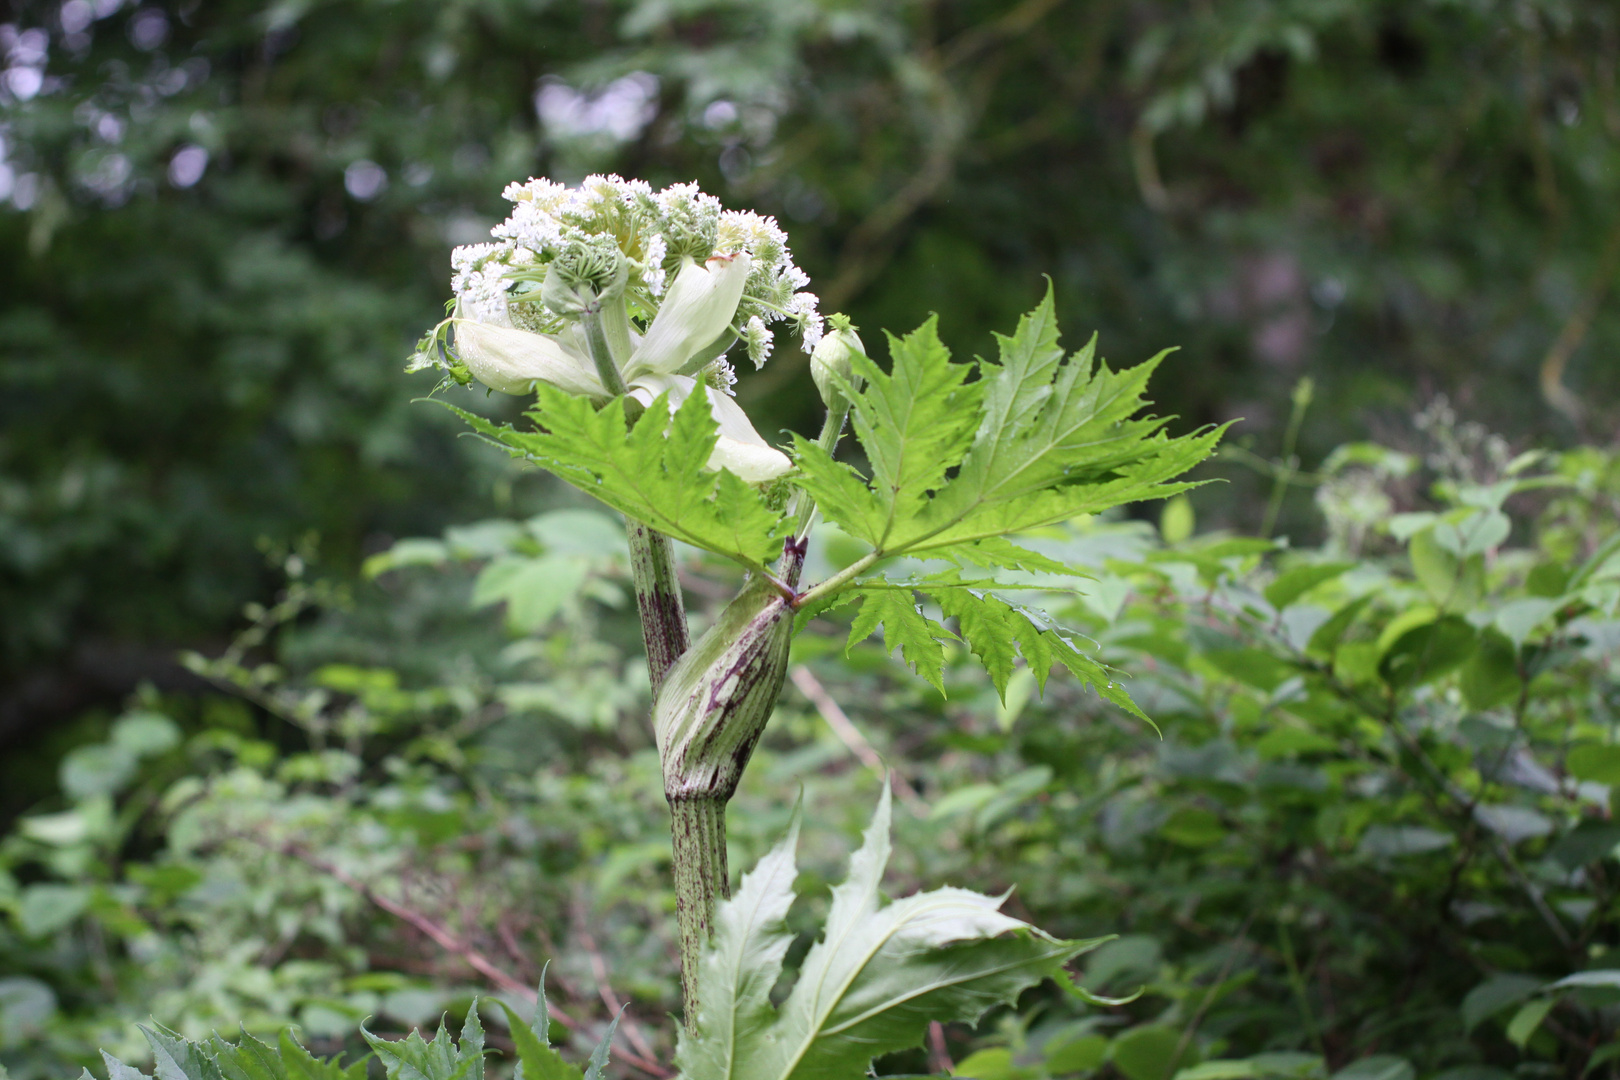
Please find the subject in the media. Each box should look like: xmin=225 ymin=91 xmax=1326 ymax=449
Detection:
xmin=669 ymin=796 xmax=729 ymax=1019
xmin=628 ymin=521 xmax=691 ymax=696
xmin=666 ymin=540 xmax=807 ymax=1024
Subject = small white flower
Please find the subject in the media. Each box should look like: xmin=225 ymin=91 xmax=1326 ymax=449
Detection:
xmin=787 ymin=292 xmax=824 ymax=352
xmin=642 ymin=234 xmax=669 ymax=296
xmin=743 ymin=315 xmax=773 ymax=369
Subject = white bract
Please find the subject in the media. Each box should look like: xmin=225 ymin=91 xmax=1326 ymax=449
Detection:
xmin=424 ymin=175 xmax=824 ymax=483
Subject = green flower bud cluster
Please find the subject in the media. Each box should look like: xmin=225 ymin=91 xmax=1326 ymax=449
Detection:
xmin=540 ymin=235 xmax=629 ymax=317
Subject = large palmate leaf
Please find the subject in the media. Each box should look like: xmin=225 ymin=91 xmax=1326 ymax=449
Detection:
xmin=791 ymin=289 xmax=1217 ymax=714
xmin=793 ymin=287 xmax=1222 ymax=557
xmin=444 ymin=384 xmax=785 ymax=568
xmin=675 ymin=788 xmax=1101 ymax=1080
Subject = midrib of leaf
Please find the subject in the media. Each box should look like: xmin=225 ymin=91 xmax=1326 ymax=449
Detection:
xmin=885 ymin=465 xmax=1183 ymax=557
xmin=712 ymin=849 xmax=796 ymax=1080
xmin=820 ymin=949 xmax=1062 ymax=1036
xmin=873 ymin=376 xmax=963 ymax=551
xmin=942 ymin=354 xmax=1166 ymax=522
xmin=774 ymin=890 xmax=1011 ymax=1077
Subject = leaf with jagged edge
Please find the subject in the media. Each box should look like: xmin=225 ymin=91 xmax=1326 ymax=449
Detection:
xmin=142 ymin=1025 xmax=226 ymax=1080
xmin=923 ymin=584 xmax=1149 ymax=723
xmin=361 ymin=1001 xmax=486 ymax=1080
xmin=674 ymin=787 xmax=1105 ymax=1080
xmin=821 ymin=574 xmax=1148 ymax=719
xmin=792 ymin=318 xmax=983 ymax=549
xmin=209 ymin=1028 xmax=366 ymax=1080
xmin=845 ymin=588 xmax=953 ymax=695
xmin=497 ymin=969 xmax=579 ymax=1080
xmin=439 ymin=384 xmax=785 ymax=568
xmin=926 ymin=535 xmax=1088 ymax=577
xmin=103 ymin=1026 xmax=362 ymax=1080
xmin=495 ymin=966 xmax=620 ymax=1080
xmin=791 ymin=286 xmax=1223 ymax=561
xmin=98 ymin=1056 xmax=150 ymax=1080
xmin=580 ymin=1010 xmax=623 ymax=1080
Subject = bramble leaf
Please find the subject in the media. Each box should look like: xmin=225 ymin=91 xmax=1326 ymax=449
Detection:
xmin=674 ymin=787 xmax=1101 ymax=1080
xmin=441 ymin=384 xmax=785 ymax=568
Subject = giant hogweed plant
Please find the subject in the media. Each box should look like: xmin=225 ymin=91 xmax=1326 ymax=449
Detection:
xmin=417 ymin=175 xmax=1220 ymax=1075
xmin=80 ymin=176 xmax=1219 ymax=1080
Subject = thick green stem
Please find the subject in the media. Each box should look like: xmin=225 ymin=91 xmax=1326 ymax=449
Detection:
xmin=628 ymin=521 xmax=690 ymax=696
xmin=662 ymin=542 xmax=806 ymax=1026
xmin=581 ymin=308 xmax=716 ymax=1014
xmin=582 ymin=303 xmax=691 ymax=690
xmin=669 ymin=795 xmax=729 ymax=1019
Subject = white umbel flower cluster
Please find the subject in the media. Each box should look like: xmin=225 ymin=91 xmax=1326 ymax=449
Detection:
xmin=420 ymin=175 xmax=820 ymax=485
xmin=447 ymin=174 xmax=821 ymax=357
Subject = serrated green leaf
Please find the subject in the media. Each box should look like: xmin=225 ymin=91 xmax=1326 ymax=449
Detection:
xmin=362 ymin=1004 xmax=485 ymax=1080
xmin=493 ymin=966 xmax=577 ymax=1080
xmin=580 ymin=1009 xmax=621 ymax=1080
xmin=846 ymin=590 xmax=951 ymax=694
xmin=800 ymin=317 xmax=982 ymax=548
xmin=209 ymin=1028 xmax=361 ymax=1080
xmin=927 ymin=536 xmax=1085 ymax=577
xmin=675 ymin=787 xmax=1088 ymax=1080
xmin=792 ymin=287 xmax=1221 ymax=579
xmin=922 ymin=583 xmax=1147 ymax=722
xmin=102 ymin=1054 xmax=151 ymax=1080
xmin=495 ymin=1001 xmax=579 ymax=1080
xmin=437 ymin=386 xmax=784 ymax=567
xmin=931 ymin=588 xmax=1019 ymax=698
xmin=143 ymin=1025 xmax=226 ymax=1080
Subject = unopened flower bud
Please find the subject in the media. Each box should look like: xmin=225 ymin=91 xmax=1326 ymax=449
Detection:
xmin=541 ymin=236 xmax=629 ymax=317
xmin=810 ymin=314 xmax=864 ymax=409
xmin=654 ymin=574 xmax=793 ymax=803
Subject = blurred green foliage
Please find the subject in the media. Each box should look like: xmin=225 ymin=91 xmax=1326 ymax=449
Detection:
xmin=5 ymin=0 xmax=1620 ymax=721
xmin=5 ymin=2 xmax=1620 ymax=1077
xmin=1 ymin=399 xmax=1616 ymax=1077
